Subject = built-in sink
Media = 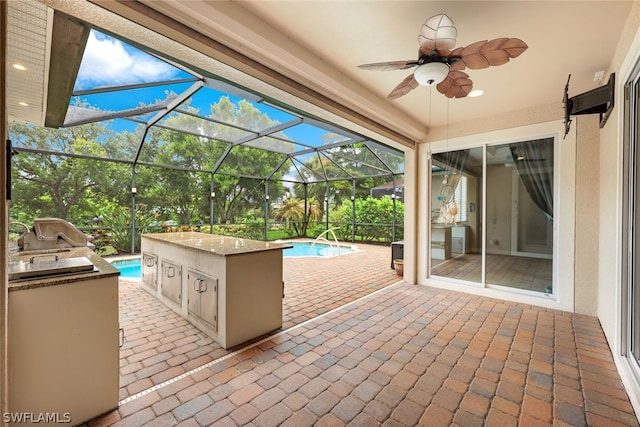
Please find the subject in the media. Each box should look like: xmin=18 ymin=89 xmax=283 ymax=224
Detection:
xmin=8 ymin=255 xmax=96 ymax=281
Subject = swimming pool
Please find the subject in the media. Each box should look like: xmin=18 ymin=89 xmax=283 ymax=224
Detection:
xmin=111 ymin=258 xmax=142 ymax=279
xmin=111 ymin=242 xmax=353 ymax=279
xmin=282 ymin=241 xmax=354 ymax=257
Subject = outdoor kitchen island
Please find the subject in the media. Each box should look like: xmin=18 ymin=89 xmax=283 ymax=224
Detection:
xmin=141 ymin=232 xmax=292 ymax=349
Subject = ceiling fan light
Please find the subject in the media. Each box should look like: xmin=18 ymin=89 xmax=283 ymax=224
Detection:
xmin=436 ymin=27 xmax=458 ymax=43
xmin=414 ymin=62 xmax=449 ymax=86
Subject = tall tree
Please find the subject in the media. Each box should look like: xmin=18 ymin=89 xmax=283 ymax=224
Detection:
xmin=9 ymin=121 xmax=132 ymax=226
xmin=138 ymin=96 xmax=288 ymax=224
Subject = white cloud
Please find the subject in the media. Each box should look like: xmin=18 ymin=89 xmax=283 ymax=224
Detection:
xmin=75 ymin=31 xmax=179 ymax=89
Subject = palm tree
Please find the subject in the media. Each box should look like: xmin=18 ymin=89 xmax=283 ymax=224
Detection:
xmin=304 ymin=197 xmax=324 ymax=236
xmin=275 ymin=198 xmax=305 ymax=236
xmin=275 ymin=197 xmax=323 ymax=237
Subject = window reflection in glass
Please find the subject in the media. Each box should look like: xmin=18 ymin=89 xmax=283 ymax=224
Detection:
xmin=485 ymin=139 xmax=553 ymax=293
xmin=430 ymin=147 xmax=482 ymax=283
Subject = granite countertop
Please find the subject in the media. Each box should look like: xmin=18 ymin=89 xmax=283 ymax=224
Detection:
xmin=142 ymin=232 xmax=292 ymax=256
xmin=8 ymin=247 xmax=120 ymax=292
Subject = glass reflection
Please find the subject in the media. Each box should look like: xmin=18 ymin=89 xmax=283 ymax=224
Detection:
xmin=430 ymin=147 xmax=483 ymax=283
xmin=485 ymin=139 xmax=553 ymax=293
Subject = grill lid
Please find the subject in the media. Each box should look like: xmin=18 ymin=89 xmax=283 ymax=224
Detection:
xmin=9 ymin=255 xmax=96 ymax=281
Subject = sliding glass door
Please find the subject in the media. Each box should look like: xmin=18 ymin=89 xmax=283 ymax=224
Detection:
xmin=431 ymin=139 xmax=554 ymax=294
xmin=622 ymin=68 xmax=640 ymax=374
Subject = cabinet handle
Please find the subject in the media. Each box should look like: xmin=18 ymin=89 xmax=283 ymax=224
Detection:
xmin=167 ymin=266 xmax=175 ymax=278
xmin=145 ymin=257 xmax=155 ymax=267
xmin=29 ymin=254 xmax=59 ymax=264
xmin=119 ymin=328 xmax=125 ymax=348
xmin=194 ymin=278 xmax=207 ymax=293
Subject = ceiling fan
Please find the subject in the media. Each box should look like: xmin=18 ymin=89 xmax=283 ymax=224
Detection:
xmin=358 ymin=14 xmax=528 ymax=100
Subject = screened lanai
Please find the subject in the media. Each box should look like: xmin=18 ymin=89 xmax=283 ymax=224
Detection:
xmin=8 ymin=16 xmax=404 ymax=252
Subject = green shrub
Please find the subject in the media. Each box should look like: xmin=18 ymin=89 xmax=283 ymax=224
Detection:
xmin=97 ymin=203 xmax=160 ymax=253
xmin=334 ymin=196 xmax=403 ymax=243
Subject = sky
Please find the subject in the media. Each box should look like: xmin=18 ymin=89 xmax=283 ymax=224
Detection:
xmin=75 ymin=31 xmax=180 ymax=90
xmin=72 ymin=31 xmax=355 ymax=148
xmin=68 ymin=30 xmax=403 ymax=181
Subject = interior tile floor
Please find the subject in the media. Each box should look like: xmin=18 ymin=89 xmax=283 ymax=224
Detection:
xmin=432 ymin=253 xmax=553 ymax=293
xmin=85 ymin=243 xmax=638 ymax=427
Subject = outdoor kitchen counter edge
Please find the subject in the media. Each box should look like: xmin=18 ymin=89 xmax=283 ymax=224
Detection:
xmin=142 ymin=231 xmax=293 ymax=256
xmin=8 ymin=247 xmax=120 ymax=292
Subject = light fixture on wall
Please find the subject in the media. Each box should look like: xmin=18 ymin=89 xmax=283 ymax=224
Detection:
xmin=413 ymin=62 xmax=450 ymax=86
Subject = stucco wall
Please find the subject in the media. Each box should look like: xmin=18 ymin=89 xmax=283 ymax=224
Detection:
xmin=575 ymin=115 xmax=600 ymax=316
xmin=598 ymin=1 xmax=640 ymax=352
xmin=427 ymin=101 xmax=564 ymax=143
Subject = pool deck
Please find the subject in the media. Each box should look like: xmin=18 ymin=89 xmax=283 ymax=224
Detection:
xmin=85 ymin=242 xmax=639 ymax=427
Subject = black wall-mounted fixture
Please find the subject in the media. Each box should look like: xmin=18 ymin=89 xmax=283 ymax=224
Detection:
xmin=6 ymin=139 xmax=15 ymax=200
xmin=563 ymin=72 xmax=615 ymax=138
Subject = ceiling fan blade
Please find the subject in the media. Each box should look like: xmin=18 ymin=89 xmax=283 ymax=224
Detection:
xmin=452 ymin=40 xmax=490 ymax=69
xmin=453 ymin=38 xmax=529 ymax=70
xmin=358 ymin=60 xmax=419 ymax=71
xmin=436 ymin=70 xmax=473 ymax=98
xmin=418 ymin=14 xmax=457 ymax=57
xmin=387 ymin=73 xmax=420 ymax=100
xmin=501 ymin=38 xmax=528 ymax=58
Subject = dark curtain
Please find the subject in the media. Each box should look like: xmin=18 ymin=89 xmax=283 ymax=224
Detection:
xmin=509 ymin=138 xmax=554 ymax=220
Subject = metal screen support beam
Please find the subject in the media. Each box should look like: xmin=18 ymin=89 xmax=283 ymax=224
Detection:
xmin=209 ymin=175 xmax=215 ymax=234
xmin=351 ymin=179 xmax=356 ymax=243
xmin=304 ymin=184 xmax=308 ymax=237
xmin=392 ymin=174 xmax=397 ymax=243
xmin=131 ymin=167 xmax=137 ymax=254
xmin=264 ymin=181 xmax=269 ymax=241
xmin=325 ymin=184 xmax=331 ymax=232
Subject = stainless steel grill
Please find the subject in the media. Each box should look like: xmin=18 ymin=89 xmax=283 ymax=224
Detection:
xmin=14 ymin=218 xmax=94 ymax=251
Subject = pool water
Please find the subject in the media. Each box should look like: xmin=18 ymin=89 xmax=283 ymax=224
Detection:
xmin=112 ymin=258 xmax=142 ymax=278
xmin=283 ymin=242 xmax=353 ymax=257
xmin=112 ymin=242 xmax=353 ymax=279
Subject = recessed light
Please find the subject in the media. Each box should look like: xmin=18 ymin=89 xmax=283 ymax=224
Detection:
xmin=18 ymin=102 xmax=29 ymax=107
xmin=468 ymin=89 xmax=484 ymax=98
xmin=12 ymin=63 xmax=27 ymax=71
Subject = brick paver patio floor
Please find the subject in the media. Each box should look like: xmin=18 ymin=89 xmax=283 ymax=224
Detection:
xmin=86 ymin=243 xmax=639 ymax=426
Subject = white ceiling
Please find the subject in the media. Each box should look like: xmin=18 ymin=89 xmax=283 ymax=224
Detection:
xmin=5 ymin=1 xmax=635 ymax=143
xmin=229 ymin=1 xmax=633 ymax=128
xmin=6 ymin=0 xmax=50 ymax=126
